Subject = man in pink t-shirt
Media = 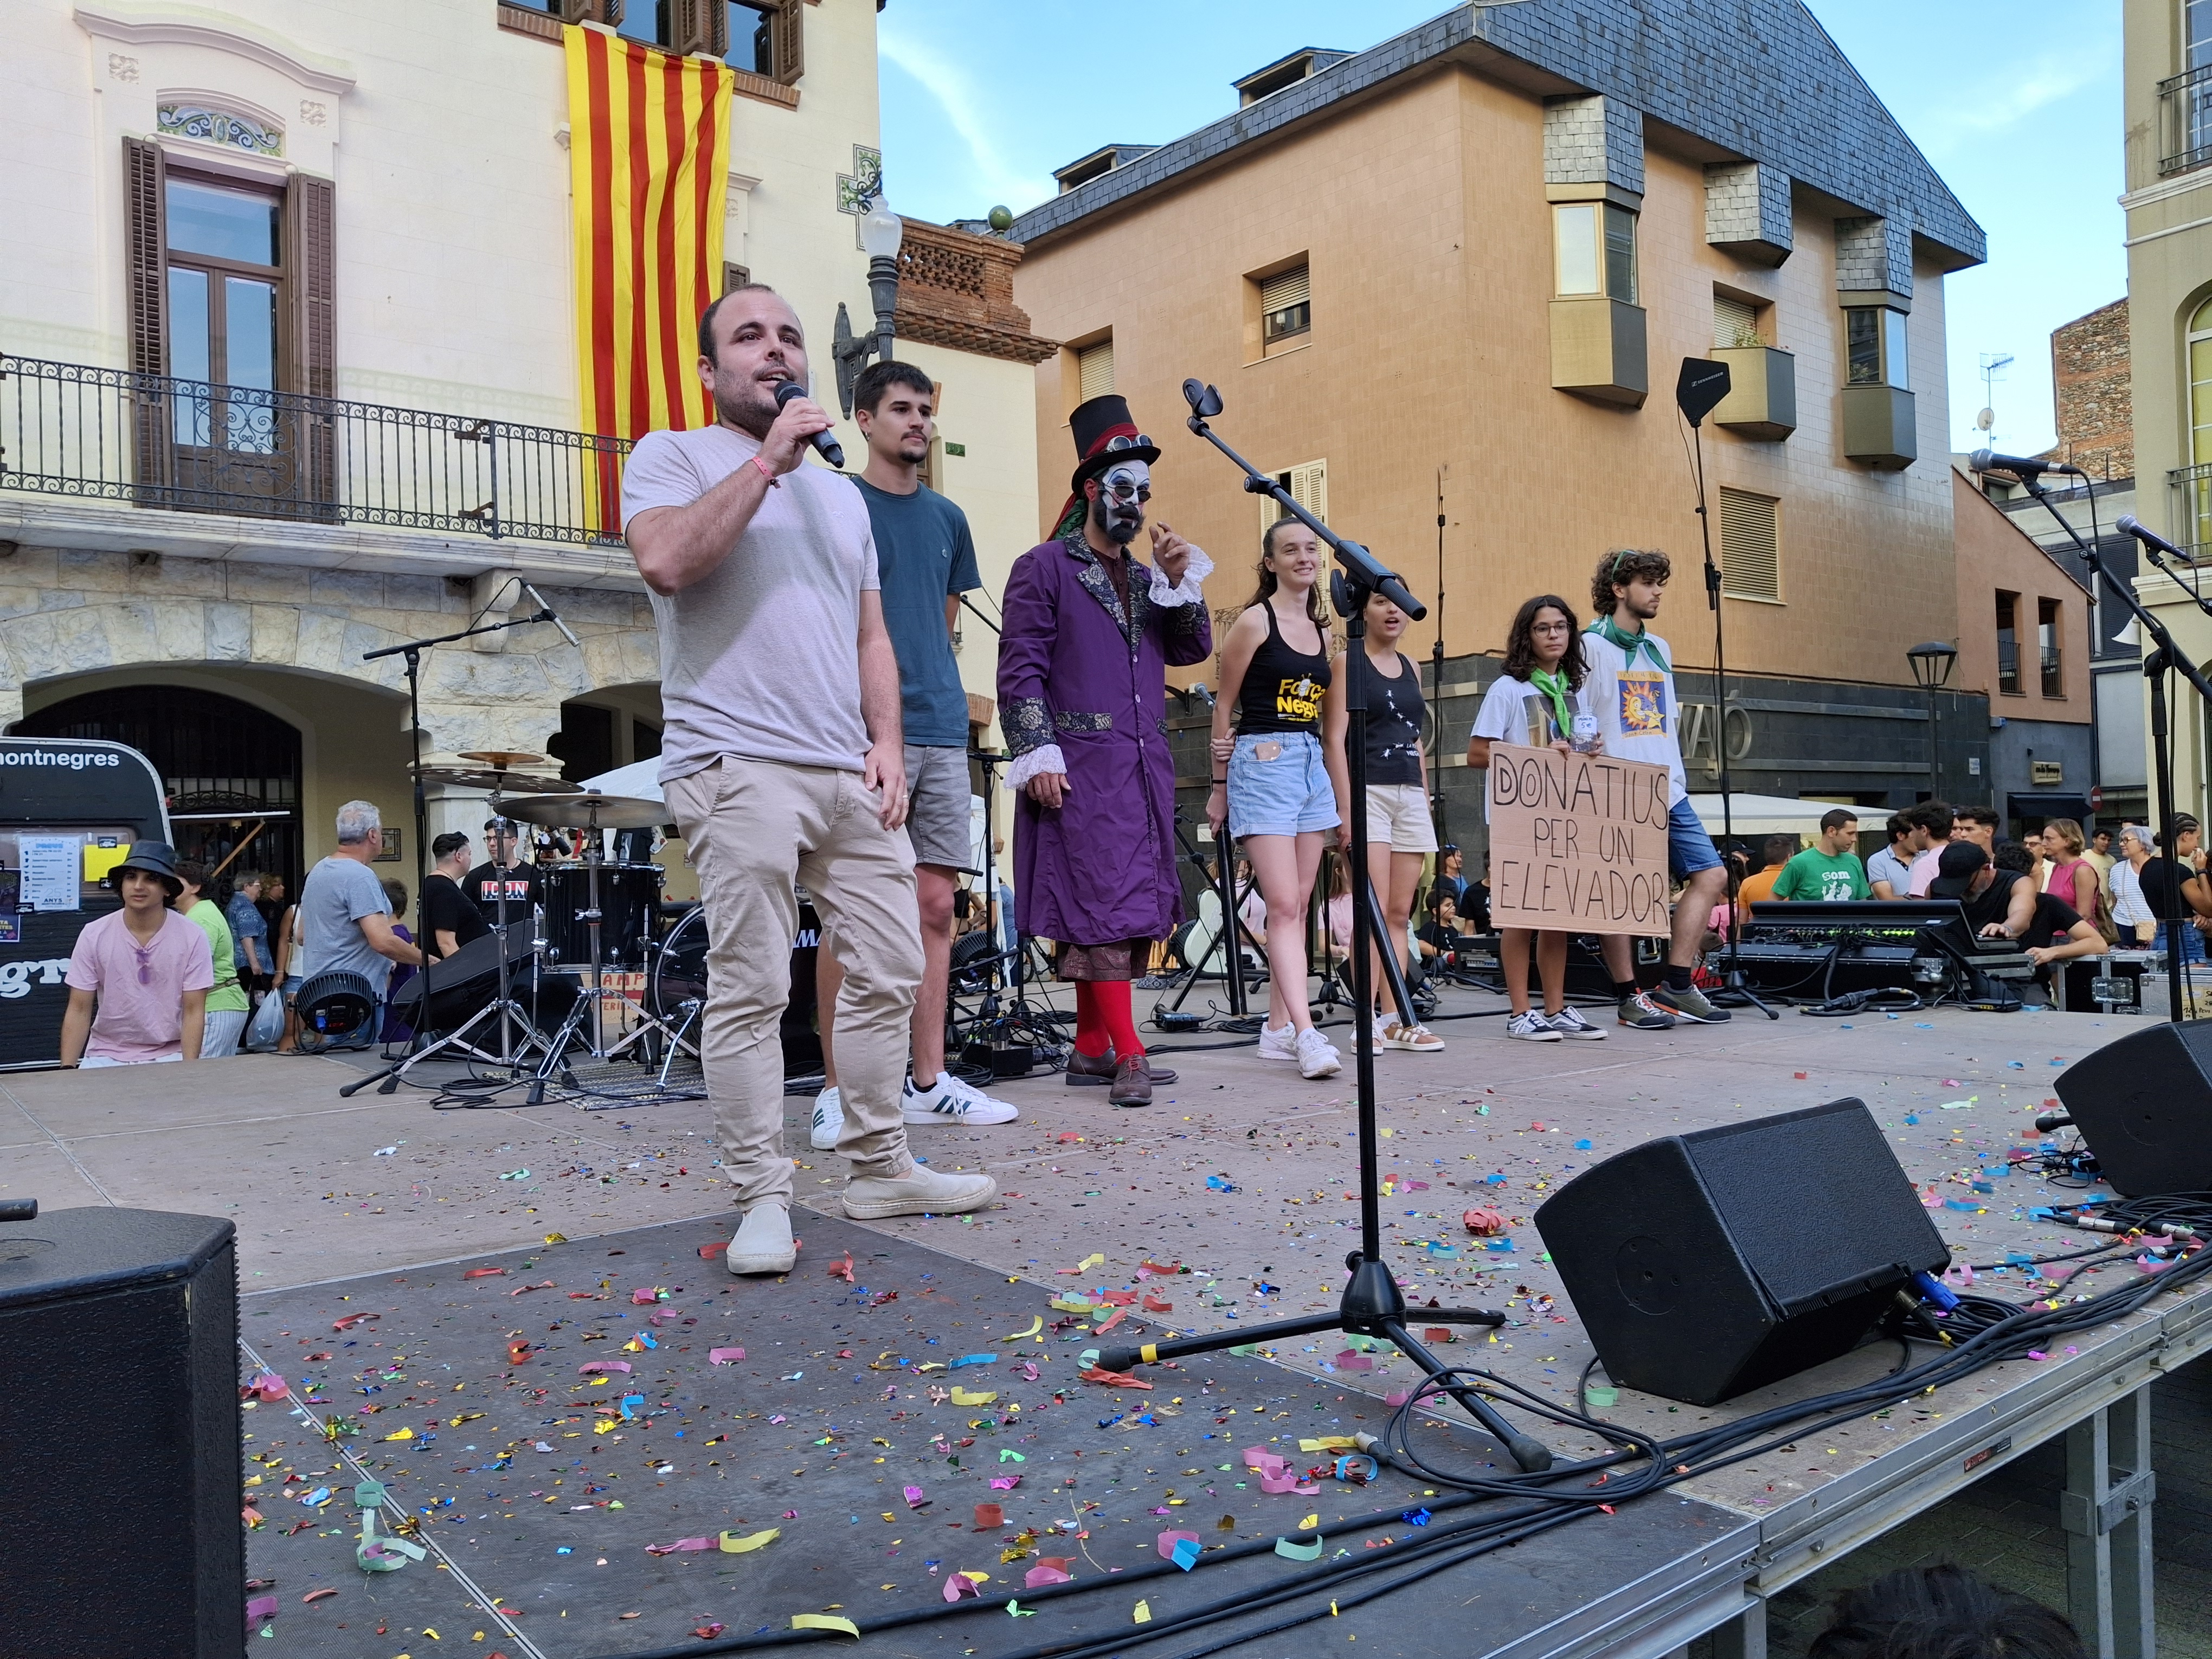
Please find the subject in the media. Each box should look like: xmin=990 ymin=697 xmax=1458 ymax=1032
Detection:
xmin=1903 ymin=801 xmax=1957 ymax=899
xmin=60 ymin=841 xmax=213 ymax=1066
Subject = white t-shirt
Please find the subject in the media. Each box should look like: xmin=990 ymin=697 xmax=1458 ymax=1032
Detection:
xmin=1580 ymin=625 xmax=1687 ymax=806
xmin=621 ymin=423 xmax=881 ymax=780
xmin=1471 ymin=673 xmax=1591 ymax=822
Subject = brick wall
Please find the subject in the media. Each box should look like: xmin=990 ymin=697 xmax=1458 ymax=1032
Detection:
xmin=2046 ymin=297 xmax=2133 ymax=481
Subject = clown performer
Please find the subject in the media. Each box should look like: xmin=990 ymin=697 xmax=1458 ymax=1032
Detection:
xmin=998 ymin=394 xmax=1215 ymax=1106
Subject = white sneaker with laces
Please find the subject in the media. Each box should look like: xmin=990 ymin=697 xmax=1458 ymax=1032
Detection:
xmin=1256 ymin=1021 xmax=1298 ymax=1062
xmin=1295 ymin=1026 xmax=1343 ymax=1079
xmin=808 ymin=1085 xmax=844 ymax=1151
xmin=1545 ymin=1006 xmax=1607 ymax=1040
xmin=902 ymin=1071 xmax=1020 ymax=1126
xmin=1507 ymin=1011 xmax=1562 ymax=1042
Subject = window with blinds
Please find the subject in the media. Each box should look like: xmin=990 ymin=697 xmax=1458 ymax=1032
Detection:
xmin=1718 ymin=487 xmax=1779 ymax=601
xmin=1259 ymin=459 xmax=1327 ymax=539
xmin=1261 ymin=264 xmax=1310 ymax=348
xmin=1714 ymin=291 xmax=1761 ymax=350
xmin=1077 ymin=338 xmax=1114 ymax=401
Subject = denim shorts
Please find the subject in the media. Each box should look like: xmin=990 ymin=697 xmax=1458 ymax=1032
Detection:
xmin=1667 ymin=797 xmax=1721 ymax=879
xmin=1227 ymin=731 xmax=1340 ymax=839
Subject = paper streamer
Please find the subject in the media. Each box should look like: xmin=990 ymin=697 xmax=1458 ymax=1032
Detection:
xmin=1275 ymin=1533 xmax=1325 ymax=1561
xmin=719 ymin=1528 xmax=780 ymax=1553
xmin=791 ymin=1615 xmax=859 ymax=1637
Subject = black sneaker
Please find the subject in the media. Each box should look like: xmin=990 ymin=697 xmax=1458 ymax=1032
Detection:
xmin=1617 ymin=990 xmax=1675 ymax=1030
xmin=1649 ymin=981 xmax=1732 ymax=1023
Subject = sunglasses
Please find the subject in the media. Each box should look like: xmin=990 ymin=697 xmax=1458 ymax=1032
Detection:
xmin=1099 ymin=433 xmax=1153 ymax=455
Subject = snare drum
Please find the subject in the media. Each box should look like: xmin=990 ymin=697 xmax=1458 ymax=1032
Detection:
xmin=541 ymin=862 xmax=663 ymax=970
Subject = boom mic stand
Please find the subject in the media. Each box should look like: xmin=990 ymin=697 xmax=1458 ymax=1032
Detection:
xmin=1097 ymin=378 xmax=1549 ymax=1474
xmin=1675 ymin=359 xmax=1776 ymax=1020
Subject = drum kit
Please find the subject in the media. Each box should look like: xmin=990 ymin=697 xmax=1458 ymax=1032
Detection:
xmin=351 ymin=749 xmax=709 ymax=1097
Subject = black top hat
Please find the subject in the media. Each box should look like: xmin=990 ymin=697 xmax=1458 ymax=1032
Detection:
xmin=113 ymin=840 xmax=184 ymax=895
xmin=1066 ymin=394 xmax=1160 ymax=494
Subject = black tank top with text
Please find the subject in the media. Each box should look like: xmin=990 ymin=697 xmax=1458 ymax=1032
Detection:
xmin=1235 ymin=602 xmax=1330 ymax=736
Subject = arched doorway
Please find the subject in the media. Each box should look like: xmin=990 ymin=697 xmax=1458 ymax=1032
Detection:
xmin=16 ymin=685 xmax=303 ymax=895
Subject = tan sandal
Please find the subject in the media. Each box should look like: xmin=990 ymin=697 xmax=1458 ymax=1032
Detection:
xmin=1382 ymin=1021 xmax=1445 ymax=1052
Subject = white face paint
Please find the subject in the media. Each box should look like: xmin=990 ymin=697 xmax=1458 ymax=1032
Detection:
xmin=1093 ymin=459 xmax=1150 ymax=545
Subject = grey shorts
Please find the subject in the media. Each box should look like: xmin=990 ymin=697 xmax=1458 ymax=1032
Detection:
xmin=904 ymin=743 xmax=972 ymax=871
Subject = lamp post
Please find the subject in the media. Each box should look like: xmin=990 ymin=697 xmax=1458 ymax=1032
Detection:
xmin=833 ymin=195 xmax=904 ymax=420
xmin=1907 ymin=641 xmax=1959 ymax=801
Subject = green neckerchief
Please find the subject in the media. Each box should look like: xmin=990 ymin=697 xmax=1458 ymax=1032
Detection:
xmin=1588 ymin=614 xmax=1667 ymax=674
xmin=1528 ymin=666 xmax=1577 ymax=742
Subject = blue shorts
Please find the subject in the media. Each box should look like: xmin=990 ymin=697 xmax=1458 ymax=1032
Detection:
xmin=1667 ymin=798 xmax=1721 ymax=880
xmin=1227 ymin=731 xmax=1340 ymax=839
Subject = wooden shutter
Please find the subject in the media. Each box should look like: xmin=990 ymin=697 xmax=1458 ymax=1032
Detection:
xmin=1259 ymin=459 xmax=1328 ymax=538
xmin=1713 ymin=291 xmax=1759 ymax=350
xmin=1077 ymin=338 xmax=1114 ymax=401
xmin=124 ymin=136 xmax=170 ymax=494
xmin=1718 ymin=486 xmax=1779 ymax=601
xmin=772 ymin=0 xmax=803 ymax=84
xmin=285 ymin=171 xmax=337 ymax=512
xmin=672 ymin=0 xmax=725 ymax=57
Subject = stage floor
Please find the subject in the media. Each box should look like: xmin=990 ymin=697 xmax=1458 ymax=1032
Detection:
xmin=4 ymin=989 xmax=2203 ymax=1655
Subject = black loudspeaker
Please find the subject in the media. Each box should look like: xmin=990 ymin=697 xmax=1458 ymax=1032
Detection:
xmin=0 ymin=1207 xmax=240 ymax=1656
xmin=1534 ymin=1099 xmax=1947 ymax=1405
xmin=2055 ymin=1020 xmax=2212 ymax=1196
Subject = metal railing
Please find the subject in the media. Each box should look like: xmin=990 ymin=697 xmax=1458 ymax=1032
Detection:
xmin=0 ymin=353 xmax=631 ymax=546
xmin=2160 ymin=62 xmax=2212 ymax=176
xmin=2170 ymin=460 xmax=2212 ymax=561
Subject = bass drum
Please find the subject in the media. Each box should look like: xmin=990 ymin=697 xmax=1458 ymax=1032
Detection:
xmin=542 ymin=863 xmax=663 ymax=969
xmin=651 ymin=900 xmax=824 ymax=1078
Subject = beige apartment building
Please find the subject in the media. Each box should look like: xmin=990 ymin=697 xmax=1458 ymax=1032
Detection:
xmin=1011 ymin=6 xmax=1991 ymax=844
xmin=2125 ymin=0 xmax=2212 ymax=824
xmin=0 ymin=0 xmax=1044 ymax=892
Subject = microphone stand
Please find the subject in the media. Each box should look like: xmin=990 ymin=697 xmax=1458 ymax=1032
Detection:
xmin=1430 ymin=467 xmax=1448 ymax=844
xmin=2017 ymin=481 xmax=2212 ymax=1021
xmin=1095 ymin=380 xmax=1548 ymax=1475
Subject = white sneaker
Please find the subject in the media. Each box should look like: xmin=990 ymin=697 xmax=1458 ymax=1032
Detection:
xmin=1295 ymin=1026 xmax=1342 ymax=1079
xmin=1256 ymin=1021 xmax=1298 ymax=1062
xmin=1507 ymin=1011 xmax=1562 ymax=1042
xmin=808 ymin=1085 xmax=844 ymax=1151
xmin=842 ymin=1165 xmax=998 ymax=1220
xmin=1545 ymin=1006 xmax=1607 ymax=1041
xmin=726 ymin=1203 xmax=797 ymax=1275
xmin=903 ymin=1071 xmax=1019 ymax=1126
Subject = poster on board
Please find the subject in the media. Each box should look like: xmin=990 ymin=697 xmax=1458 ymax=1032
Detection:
xmin=1485 ymin=743 xmax=1673 ymax=936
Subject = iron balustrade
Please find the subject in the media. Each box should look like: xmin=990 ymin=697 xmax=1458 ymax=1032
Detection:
xmin=2160 ymin=61 xmax=2212 ymax=177
xmin=2172 ymin=460 xmax=2212 ymax=561
xmin=0 ymin=353 xmax=632 ymax=546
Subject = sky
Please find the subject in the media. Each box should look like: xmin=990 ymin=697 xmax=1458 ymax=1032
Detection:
xmin=877 ymin=0 xmax=2124 ymax=457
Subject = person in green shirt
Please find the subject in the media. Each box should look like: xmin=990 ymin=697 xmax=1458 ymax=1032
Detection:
xmin=1772 ymin=809 xmax=1873 ymax=903
xmin=176 ymin=859 xmax=251 ymax=1057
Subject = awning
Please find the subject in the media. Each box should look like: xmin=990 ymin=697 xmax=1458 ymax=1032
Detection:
xmin=1685 ymin=794 xmax=1847 ymax=838
xmin=2004 ymin=792 xmax=2094 ymax=824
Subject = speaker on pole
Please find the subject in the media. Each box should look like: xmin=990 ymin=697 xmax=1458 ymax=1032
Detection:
xmin=0 ymin=1205 xmax=241 ymax=1656
xmin=1534 ymin=1099 xmax=1947 ymax=1405
xmin=2054 ymin=1021 xmax=2212 ymax=1197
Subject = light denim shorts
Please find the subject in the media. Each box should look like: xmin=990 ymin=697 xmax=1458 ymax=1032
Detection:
xmin=1227 ymin=731 xmax=1340 ymax=839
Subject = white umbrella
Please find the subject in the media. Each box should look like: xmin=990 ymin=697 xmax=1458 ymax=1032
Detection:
xmin=1686 ymin=793 xmax=1846 ymax=839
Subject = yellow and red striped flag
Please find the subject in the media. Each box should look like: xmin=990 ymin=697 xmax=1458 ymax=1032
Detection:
xmin=564 ymin=23 xmax=732 ymax=444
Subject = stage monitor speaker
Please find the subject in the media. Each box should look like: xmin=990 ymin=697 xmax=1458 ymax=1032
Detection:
xmin=2054 ymin=1019 xmax=2212 ymax=1196
xmin=1534 ymin=1098 xmax=1946 ymax=1405
xmin=0 ymin=1206 xmax=240 ymax=1656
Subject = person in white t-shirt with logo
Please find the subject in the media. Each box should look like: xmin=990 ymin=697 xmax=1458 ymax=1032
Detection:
xmin=1579 ymin=550 xmax=1732 ymax=1028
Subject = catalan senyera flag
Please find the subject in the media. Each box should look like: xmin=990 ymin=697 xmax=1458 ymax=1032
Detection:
xmin=564 ymin=23 xmax=732 ymax=445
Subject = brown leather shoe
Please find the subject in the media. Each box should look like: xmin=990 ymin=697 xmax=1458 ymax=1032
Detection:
xmin=1067 ymin=1047 xmax=1176 ymax=1088
xmin=1108 ymin=1053 xmax=1154 ymax=1107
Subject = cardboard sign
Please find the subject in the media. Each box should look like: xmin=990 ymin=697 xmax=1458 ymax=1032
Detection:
xmin=1486 ymin=744 xmax=1672 ymax=935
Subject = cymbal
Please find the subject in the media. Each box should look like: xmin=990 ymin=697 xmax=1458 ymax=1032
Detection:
xmin=500 ymin=790 xmax=667 ymax=831
xmin=458 ymin=750 xmax=548 ymax=770
xmin=417 ymin=767 xmax=580 ymax=794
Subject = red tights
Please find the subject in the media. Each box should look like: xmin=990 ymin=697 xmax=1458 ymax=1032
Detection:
xmin=1072 ymin=980 xmax=1144 ymax=1059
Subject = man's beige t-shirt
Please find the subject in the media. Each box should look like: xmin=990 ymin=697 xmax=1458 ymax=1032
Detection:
xmin=621 ymin=423 xmax=880 ymax=780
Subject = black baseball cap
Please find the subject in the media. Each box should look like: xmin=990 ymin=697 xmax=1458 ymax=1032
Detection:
xmin=1927 ymin=841 xmax=1988 ymax=899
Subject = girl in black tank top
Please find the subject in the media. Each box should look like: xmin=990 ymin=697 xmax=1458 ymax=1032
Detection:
xmin=1321 ymin=589 xmax=1444 ymax=1052
xmin=1206 ymin=518 xmax=1345 ymax=1081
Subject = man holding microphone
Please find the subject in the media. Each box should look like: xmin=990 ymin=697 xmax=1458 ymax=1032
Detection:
xmin=623 ymin=285 xmax=996 ymax=1277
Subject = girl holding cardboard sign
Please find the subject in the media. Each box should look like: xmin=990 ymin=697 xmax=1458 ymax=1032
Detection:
xmin=1465 ymin=596 xmax=1608 ymax=1042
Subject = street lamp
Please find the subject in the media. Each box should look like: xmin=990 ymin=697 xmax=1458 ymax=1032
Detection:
xmin=833 ymin=195 xmax=904 ymax=419
xmin=1907 ymin=640 xmax=1959 ymax=800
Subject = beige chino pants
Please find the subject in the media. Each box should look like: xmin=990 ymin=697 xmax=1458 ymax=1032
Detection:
xmin=665 ymin=757 xmax=922 ymax=1208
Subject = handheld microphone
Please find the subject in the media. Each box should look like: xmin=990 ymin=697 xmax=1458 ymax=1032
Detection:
xmin=1969 ymin=448 xmax=2084 ymax=479
xmin=774 ymin=379 xmax=845 ymax=470
xmin=2117 ymin=515 xmax=2191 ymax=561
xmin=520 ymin=581 xmax=581 ymax=648
xmin=2034 ymin=1109 xmax=2072 ymax=1133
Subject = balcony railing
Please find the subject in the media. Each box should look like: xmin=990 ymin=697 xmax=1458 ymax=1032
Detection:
xmin=2170 ymin=460 xmax=2212 ymax=560
xmin=0 ymin=354 xmax=631 ymax=546
xmin=2160 ymin=62 xmax=2212 ymax=176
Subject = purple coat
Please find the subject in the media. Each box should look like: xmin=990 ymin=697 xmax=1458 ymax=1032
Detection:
xmin=998 ymin=533 xmax=1214 ymax=947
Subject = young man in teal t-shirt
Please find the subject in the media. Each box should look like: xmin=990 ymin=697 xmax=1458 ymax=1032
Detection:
xmin=1773 ymin=808 xmax=1873 ymax=902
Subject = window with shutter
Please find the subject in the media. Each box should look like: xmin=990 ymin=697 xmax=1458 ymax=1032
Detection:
xmin=1077 ymin=338 xmax=1114 ymax=401
xmin=771 ymin=0 xmax=802 ymax=85
xmin=287 ymin=172 xmax=336 ymax=510
xmin=1718 ymin=487 xmax=1779 ymax=601
xmin=1259 ymin=459 xmax=1327 ymax=538
xmin=125 ymin=137 xmax=169 ymax=493
xmin=1261 ymin=264 xmax=1310 ymax=349
xmin=1713 ymin=291 xmax=1760 ymax=350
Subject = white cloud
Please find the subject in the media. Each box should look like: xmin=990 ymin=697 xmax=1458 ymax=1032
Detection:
xmin=877 ymin=22 xmax=1058 ymax=212
xmin=1910 ymin=41 xmax=2119 ymax=152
